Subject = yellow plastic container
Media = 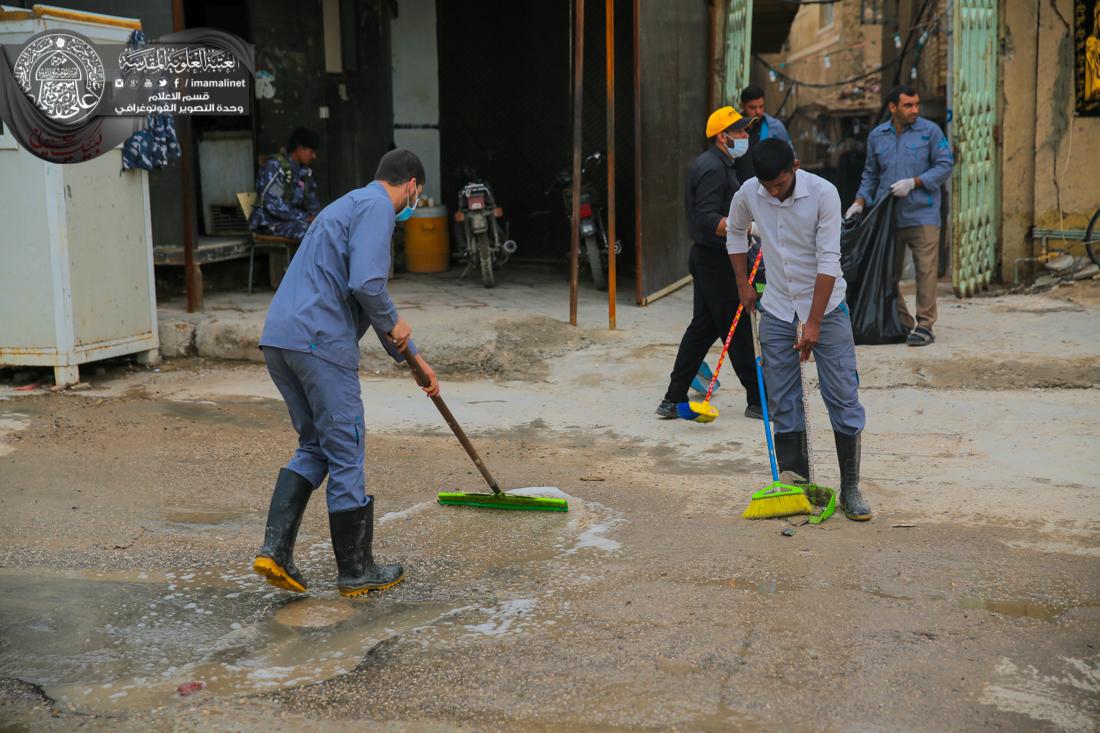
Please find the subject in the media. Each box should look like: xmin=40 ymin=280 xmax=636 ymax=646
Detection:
xmin=404 ymin=205 xmax=450 ymax=273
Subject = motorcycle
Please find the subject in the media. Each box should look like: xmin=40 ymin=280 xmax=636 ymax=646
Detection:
xmin=554 ymin=152 xmax=619 ymax=290
xmin=453 ymin=177 xmax=516 ymax=288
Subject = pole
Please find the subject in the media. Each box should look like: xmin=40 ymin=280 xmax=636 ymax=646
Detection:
xmin=605 ymin=0 xmax=616 ymax=330
xmin=569 ymin=0 xmax=585 ymax=326
xmin=178 ymin=121 xmax=200 ymax=313
xmin=706 ymin=0 xmax=722 ymax=111
xmin=632 ymin=0 xmax=644 ymax=305
xmin=172 ymin=0 xmax=200 ymax=312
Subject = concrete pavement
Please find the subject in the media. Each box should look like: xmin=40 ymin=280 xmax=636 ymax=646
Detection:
xmin=157 ymin=266 xmax=1100 ymax=389
xmin=3 ymin=272 xmax=1099 ymax=731
xmin=142 ymin=272 xmax=1100 ymax=539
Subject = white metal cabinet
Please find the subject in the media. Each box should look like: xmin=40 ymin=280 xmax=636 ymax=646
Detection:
xmin=0 ymin=7 xmax=157 ymax=386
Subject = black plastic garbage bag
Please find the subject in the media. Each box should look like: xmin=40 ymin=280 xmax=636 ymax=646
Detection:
xmin=840 ymin=196 xmax=908 ymax=345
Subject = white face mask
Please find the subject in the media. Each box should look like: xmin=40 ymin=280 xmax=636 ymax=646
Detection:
xmin=724 ymin=135 xmax=749 ymax=159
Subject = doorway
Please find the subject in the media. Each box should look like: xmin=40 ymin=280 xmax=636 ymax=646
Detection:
xmin=435 ymin=0 xmax=637 ymax=283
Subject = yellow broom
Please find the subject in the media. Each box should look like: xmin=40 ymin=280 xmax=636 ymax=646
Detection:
xmin=742 ymin=309 xmax=814 ymax=519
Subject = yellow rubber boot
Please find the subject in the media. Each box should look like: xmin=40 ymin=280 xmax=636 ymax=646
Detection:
xmin=253 ymin=468 xmax=315 ymax=592
xmin=329 ymin=498 xmax=405 ymax=597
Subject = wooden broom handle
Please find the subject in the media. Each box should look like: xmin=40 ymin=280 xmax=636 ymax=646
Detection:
xmin=404 ymin=351 xmax=502 ymax=495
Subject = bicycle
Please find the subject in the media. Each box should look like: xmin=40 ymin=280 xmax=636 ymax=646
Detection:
xmin=1086 ymin=206 xmax=1100 ymax=267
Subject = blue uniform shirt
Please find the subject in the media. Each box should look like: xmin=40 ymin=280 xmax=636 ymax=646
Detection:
xmin=856 ymin=116 xmax=953 ymax=229
xmin=260 ymin=181 xmax=416 ymax=371
xmin=250 ymin=156 xmax=322 ymax=237
xmin=759 ymin=113 xmax=795 ymax=153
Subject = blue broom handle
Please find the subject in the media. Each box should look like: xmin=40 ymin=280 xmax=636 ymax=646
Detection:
xmin=751 ymin=310 xmax=780 ymax=483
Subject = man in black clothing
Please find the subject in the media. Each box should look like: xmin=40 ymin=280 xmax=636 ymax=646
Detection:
xmin=657 ymin=106 xmax=763 ymax=421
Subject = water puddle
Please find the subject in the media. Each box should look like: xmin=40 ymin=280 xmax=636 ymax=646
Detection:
xmin=400 ymin=597 xmax=565 ymax=649
xmin=959 ymin=597 xmax=1067 ymax=621
xmin=459 ymin=598 xmax=538 ymax=638
xmin=377 ymin=500 xmax=436 ymax=525
xmin=0 ymin=568 xmax=454 ymax=711
xmin=272 ymin=597 xmax=358 ymax=628
xmin=563 ymin=498 xmax=624 ymax=555
xmin=375 ymin=488 xmax=624 ymax=574
xmin=980 ymin=655 xmax=1100 ymax=732
xmin=0 ymin=490 xmax=627 ymax=713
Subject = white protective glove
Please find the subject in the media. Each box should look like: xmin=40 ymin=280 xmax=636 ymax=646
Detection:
xmin=844 ymin=201 xmax=864 ymax=220
xmin=890 ymin=178 xmax=917 ymax=197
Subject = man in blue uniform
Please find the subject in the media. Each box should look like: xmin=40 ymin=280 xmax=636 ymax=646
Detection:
xmin=734 ymin=84 xmax=795 ymax=184
xmin=253 ymin=149 xmax=440 ymax=598
xmin=848 ymin=85 xmax=953 ymax=346
xmin=249 ymin=127 xmax=323 ymax=240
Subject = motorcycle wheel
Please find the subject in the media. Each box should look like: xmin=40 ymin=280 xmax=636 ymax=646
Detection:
xmin=477 ymin=233 xmax=495 ymax=288
xmin=585 ymin=234 xmax=607 ymax=290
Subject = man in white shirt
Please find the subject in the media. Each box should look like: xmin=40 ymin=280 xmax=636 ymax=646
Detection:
xmin=726 ymin=139 xmax=871 ymax=521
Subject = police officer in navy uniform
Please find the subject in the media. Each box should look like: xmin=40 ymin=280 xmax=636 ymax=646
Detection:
xmin=250 ymin=127 xmax=323 ymax=240
xmin=848 ymin=84 xmax=953 ymax=346
xmin=253 ymin=149 xmax=440 ymax=598
xmin=656 ymin=106 xmax=764 ymax=421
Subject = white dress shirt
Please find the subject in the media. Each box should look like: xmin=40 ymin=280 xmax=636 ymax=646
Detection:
xmin=726 ymin=170 xmax=847 ymax=324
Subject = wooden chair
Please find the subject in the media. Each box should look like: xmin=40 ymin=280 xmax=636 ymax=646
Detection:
xmin=236 ymin=192 xmax=300 ymax=294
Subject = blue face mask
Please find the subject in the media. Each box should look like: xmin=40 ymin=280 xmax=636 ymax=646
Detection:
xmin=728 ymin=137 xmax=749 ymax=159
xmin=395 ymin=186 xmax=418 ymax=222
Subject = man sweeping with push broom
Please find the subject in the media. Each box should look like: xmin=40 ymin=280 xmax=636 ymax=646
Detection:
xmin=729 ymin=139 xmax=872 ymax=521
xmin=252 ymin=150 xmax=567 ymax=600
xmin=253 ymin=150 xmax=441 ymax=598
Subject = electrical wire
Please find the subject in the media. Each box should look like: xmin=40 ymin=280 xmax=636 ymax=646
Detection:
xmin=754 ymin=54 xmax=901 ymax=89
xmin=886 ymin=0 xmax=938 ymax=91
xmin=755 ymin=0 xmax=941 ymax=91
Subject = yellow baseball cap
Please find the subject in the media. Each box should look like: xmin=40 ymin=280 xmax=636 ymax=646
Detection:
xmin=705 ymin=106 xmax=753 ymax=138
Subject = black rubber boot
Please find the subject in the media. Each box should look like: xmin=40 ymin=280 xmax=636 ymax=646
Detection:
xmin=253 ymin=468 xmax=315 ymax=592
xmin=329 ymin=498 xmax=405 ymax=597
xmin=834 ymin=432 xmax=872 ymax=521
xmin=774 ymin=431 xmax=809 ymax=483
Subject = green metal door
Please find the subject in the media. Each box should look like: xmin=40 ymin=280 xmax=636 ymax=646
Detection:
xmin=723 ymin=0 xmax=753 ymax=103
xmin=950 ymin=0 xmax=999 ymax=297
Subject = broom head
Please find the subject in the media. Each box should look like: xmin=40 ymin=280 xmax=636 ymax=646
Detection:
xmin=677 ymin=400 xmax=718 ymax=423
xmin=437 ymin=491 xmax=569 ymax=512
xmin=742 ymin=481 xmax=814 ymax=519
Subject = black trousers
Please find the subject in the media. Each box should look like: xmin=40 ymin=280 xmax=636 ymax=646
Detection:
xmin=664 ymin=244 xmax=761 ymax=406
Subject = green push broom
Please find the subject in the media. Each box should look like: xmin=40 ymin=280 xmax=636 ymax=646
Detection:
xmin=405 ymin=355 xmax=568 ymax=512
xmin=742 ymin=309 xmax=814 ymax=519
